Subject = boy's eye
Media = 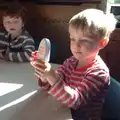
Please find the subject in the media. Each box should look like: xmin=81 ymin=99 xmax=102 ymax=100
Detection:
xmin=70 ymin=38 xmax=93 ymax=46
xmin=4 ymin=20 xmax=19 ymax=24
xmin=70 ymin=38 xmax=76 ymax=42
xmin=79 ymin=39 xmax=92 ymax=44
xmin=5 ymin=21 xmax=11 ymax=24
xmin=14 ymin=20 xmax=19 ymax=24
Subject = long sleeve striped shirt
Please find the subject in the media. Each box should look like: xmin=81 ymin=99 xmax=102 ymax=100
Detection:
xmin=0 ymin=29 xmax=35 ymax=62
xmin=38 ymin=55 xmax=110 ymax=120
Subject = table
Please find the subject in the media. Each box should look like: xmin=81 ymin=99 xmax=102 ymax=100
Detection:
xmin=0 ymin=60 xmax=72 ymax=120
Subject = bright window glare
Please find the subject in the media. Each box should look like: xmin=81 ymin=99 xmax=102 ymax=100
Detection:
xmin=0 ymin=90 xmax=37 ymax=111
xmin=0 ymin=82 xmax=23 ymax=96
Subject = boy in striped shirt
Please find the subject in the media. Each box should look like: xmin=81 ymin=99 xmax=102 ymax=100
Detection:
xmin=30 ymin=9 xmax=117 ymax=120
xmin=0 ymin=2 xmax=35 ymax=62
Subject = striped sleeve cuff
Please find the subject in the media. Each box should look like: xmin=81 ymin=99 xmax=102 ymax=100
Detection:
xmin=48 ymin=79 xmax=63 ymax=95
xmin=38 ymin=78 xmax=51 ymax=91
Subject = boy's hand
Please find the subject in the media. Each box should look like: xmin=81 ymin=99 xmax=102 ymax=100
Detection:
xmin=30 ymin=51 xmax=58 ymax=85
xmin=4 ymin=48 xmax=10 ymax=60
xmin=0 ymin=52 xmax=4 ymax=59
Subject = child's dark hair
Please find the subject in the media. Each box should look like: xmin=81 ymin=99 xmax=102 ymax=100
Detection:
xmin=3 ymin=1 xmax=26 ymax=22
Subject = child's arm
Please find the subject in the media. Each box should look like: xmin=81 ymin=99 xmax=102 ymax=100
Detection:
xmin=37 ymin=77 xmax=51 ymax=91
xmin=0 ymin=31 xmax=8 ymax=52
xmin=31 ymin=54 xmax=109 ymax=109
xmin=47 ymin=69 xmax=110 ymax=109
xmin=36 ymin=62 xmax=67 ymax=91
xmin=31 ymin=55 xmax=68 ymax=90
xmin=4 ymin=38 xmax=35 ymax=62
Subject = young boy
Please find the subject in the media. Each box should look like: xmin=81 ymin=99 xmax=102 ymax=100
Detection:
xmin=30 ymin=9 xmax=117 ymax=120
xmin=0 ymin=2 xmax=35 ymax=62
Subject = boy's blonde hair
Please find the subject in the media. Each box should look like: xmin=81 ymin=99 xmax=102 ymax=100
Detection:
xmin=69 ymin=9 xmax=117 ymax=42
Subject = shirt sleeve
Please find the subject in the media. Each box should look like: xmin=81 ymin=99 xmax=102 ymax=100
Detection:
xmin=47 ymin=69 xmax=110 ymax=109
xmin=4 ymin=37 xmax=35 ymax=62
xmin=38 ymin=77 xmax=51 ymax=91
xmin=0 ymin=31 xmax=8 ymax=52
xmin=54 ymin=57 xmax=71 ymax=80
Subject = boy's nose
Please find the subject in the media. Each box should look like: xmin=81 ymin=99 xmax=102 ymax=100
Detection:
xmin=9 ymin=24 xmax=16 ymax=29
xmin=74 ymin=41 xmax=81 ymax=47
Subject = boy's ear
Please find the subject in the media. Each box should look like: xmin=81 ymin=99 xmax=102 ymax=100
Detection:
xmin=99 ymin=39 xmax=108 ymax=49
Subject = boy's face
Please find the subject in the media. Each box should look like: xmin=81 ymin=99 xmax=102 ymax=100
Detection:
xmin=3 ymin=16 xmax=23 ymax=34
xmin=69 ymin=26 xmax=100 ymax=61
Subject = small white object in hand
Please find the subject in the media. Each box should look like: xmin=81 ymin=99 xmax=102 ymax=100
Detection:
xmin=38 ymin=38 xmax=51 ymax=62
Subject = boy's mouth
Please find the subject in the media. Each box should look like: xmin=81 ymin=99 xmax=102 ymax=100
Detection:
xmin=75 ymin=52 xmax=82 ymax=54
xmin=10 ymin=28 xmax=16 ymax=31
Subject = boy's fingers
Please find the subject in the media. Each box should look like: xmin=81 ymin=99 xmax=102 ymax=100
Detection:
xmin=30 ymin=59 xmax=46 ymax=69
xmin=35 ymin=72 xmax=41 ymax=79
xmin=32 ymin=51 xmax=43 ymax=58
xmin=37 ymin=58 xmax=45 ymax=64
xmin=30 ymin=56 xmax=35 ymax=61
xmin=30 ymin=61 xmax=36 ymax=67
xmin=32 ymin=51 xmax=39 ymax=56
xmin=35 ymin=70 xmax=44 ymax=78
xmin=30 ymin=54 xmax=46 ymax=65
xmin=35 ymin=62 xmax=46 ymax=69
xmin=35 ymin=65 xmax=45 ymax=74
xmin=30 ymin=56 xmax=38 ymax=62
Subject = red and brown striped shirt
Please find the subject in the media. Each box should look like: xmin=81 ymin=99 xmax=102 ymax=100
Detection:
xmin=38 ymin=55 xmax=110 ymax=119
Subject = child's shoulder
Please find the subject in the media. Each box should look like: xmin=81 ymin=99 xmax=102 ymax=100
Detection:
xmin=63 ymin=56 xmax=77 ymax=67
xmin=19 ymin=29 xmax=33 ymax=40
xmin=85 ymin=56 xmax=110 ymax=85
xmin=91 ymin=55 xmax=109 ymax=73
xmin=0 ymin=29 xmax=7 ymax=35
